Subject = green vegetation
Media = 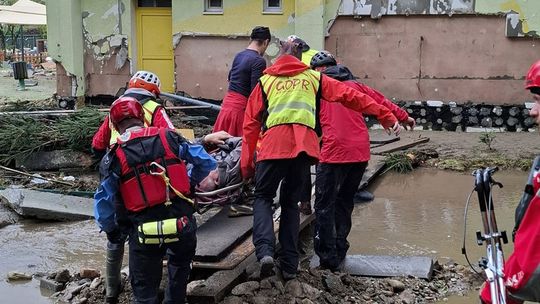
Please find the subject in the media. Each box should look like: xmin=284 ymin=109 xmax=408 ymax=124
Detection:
xmin=434 ymin=154 xmax=532 ymax=172
xmin=383 ymin=153 xmax=414 ymax=174
xmin=0 ymin=108 xmax=105 ymax=164
xmin=479 ymin=131 xmax=496 ymax=150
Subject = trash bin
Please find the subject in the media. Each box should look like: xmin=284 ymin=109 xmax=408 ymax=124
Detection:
xmin=13 ymin=61 xmax=28 ymax=80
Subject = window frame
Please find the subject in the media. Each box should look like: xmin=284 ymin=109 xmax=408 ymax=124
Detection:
xmin=204 ymin=0 xmax=224 ymax=13
xmin=263 ymin=0 xmax=282 ymax=13
xmin=137 ymin=0 xmax=171 ymax=8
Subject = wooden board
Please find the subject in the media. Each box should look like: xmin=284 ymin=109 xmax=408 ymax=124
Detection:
xmin=371 ymin=136 xmax=430 ymax=155
xmin=359 ymin=155 xmax=386 ymax=190
xmin=193 ymin=211 xmax=315 ymax=270
xmin=194 ymin=208 xmax=253 ymax=262
xmin=188 ymin=254 xmax=257 ymax=303
xmin=369 ymin=134 xmax=400 ymax=145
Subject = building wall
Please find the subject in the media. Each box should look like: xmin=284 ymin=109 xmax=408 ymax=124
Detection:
xmin=46 ymin=0 xmax=540 ymax=105
xmin=326 ymin=15 xmax=537 ymax=105
xmin=476 ymin=0 xmax=540 ymax=37
xmin=175 ymin=36 xmax=250 ymax=99
xmin=47 ymin=0 xmax=134 ymax=98
xmin=46 ymin=0 xmax=84 ymax=96
xmin=80 ymin=0 xmax=134 ymax=97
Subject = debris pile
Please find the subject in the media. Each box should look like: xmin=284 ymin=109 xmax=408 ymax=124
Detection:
xmin=0 ymin=107 xmax=104 ymax=165
xmin=215 ymin=260 xmax=481 ymax=304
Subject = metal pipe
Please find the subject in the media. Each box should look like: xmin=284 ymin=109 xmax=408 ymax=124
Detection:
xmin=160 ymin=92 xmax=221 ymax=112
xmin=0 ymin=106 xmax=211 ymax=116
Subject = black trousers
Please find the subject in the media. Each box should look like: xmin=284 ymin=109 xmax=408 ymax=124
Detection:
xmin=128 ymin=216 xmax=197 ymax=304
xmin=314 ymin=162 xmax=367 ymax=269
xmin=252 ymin=154 xmax=312 ymax=274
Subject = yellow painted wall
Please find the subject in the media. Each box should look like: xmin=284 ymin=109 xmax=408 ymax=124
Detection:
xmin=476 ymin=0 xmax=540 ymax=37
xmin=172 ymin=0 xmax=295 ymax=44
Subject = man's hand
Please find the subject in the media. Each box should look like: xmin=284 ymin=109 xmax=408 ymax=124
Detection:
xmin=203 ymin=131 xmax=233 ymax=146
xmin=401 ymin=117 xmax=416 ymax=131
xmin=385 ymin=121 xmax=403 ymax=137
xmin=106 ymin=228 xmax=126 ymax=244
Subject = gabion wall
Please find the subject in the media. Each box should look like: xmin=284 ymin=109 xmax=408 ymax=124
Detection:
xmin=366 ymin=101 xmax=535 ymax=132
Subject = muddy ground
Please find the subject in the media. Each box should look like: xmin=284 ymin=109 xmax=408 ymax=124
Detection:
xmin=2 ymin=104 xmax=538 ymax=303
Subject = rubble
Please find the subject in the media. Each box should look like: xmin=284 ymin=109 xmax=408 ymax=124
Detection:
xmin=0 ymin=188 xmax=94 ymax=221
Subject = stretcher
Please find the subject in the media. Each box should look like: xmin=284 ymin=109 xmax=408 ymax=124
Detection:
xmin=193 ymin=181 xmax=246 ymax=214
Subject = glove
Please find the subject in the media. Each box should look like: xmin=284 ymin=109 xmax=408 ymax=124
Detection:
xmin=106 ymin=228 xmax=125 ymax=244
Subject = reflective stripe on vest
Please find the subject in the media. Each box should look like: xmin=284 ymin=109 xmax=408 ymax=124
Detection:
xmin=260 ymin=69 xmax=320 ymax=130
xmin=114 ymin=127 xmax=191 ymax=212
xmin=108 ymin=100 xmax=160 ymax=146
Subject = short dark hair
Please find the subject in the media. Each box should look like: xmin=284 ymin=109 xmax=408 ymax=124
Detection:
xmin=250 ymin=26 xmax=271 ymax=41
xmin=531 ymin=87 xmax=540 ymax=95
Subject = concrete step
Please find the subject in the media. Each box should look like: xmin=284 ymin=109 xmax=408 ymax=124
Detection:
xmin=0 ymin=188 xmax=94 ymax=221
xmin=310 ymin=254 xmax=434 ymax=279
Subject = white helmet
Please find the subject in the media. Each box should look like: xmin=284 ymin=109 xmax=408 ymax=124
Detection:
xmin=129 ymin=70 xmax=161 ymax=94
xmin=287 ymin=35 xmax=299 ymax=42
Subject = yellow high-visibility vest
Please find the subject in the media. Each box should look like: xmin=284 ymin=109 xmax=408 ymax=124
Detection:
xmin=302 ymin=49 xmax=319 ymax=66
xmin=109 ymin=100 xmax=160 ymax=145
xmin=260 ymin=69 xmax=321 ymax=130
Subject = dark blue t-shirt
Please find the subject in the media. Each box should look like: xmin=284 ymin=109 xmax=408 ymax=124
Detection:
xmin=227 ymin=49 xmax=266 ymax=97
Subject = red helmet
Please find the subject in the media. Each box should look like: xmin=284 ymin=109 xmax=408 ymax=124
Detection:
xmin=128 ymin=70 xmax=161 ymax=95
xmin=109 ymin=96 xmax=144 ymax=130
xmin=525 ymin=60 xmax=540 ymax=89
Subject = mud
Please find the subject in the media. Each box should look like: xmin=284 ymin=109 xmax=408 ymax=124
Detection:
xmin=0 ymin=128 xmax=535 ymax=303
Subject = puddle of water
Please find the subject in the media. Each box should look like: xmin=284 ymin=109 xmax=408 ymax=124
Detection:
xmin=350 ymin=168 xmax=524 ymax=262
xmin=0 ymin=220 xmax=110 ymax=304
xmin=349 ymin=168 xmax=527 ymax=303
xmin=0 ymin=168 xmax=530 ymax=303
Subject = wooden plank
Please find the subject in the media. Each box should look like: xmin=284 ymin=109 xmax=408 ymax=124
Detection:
xmin=194 ymin=208 xmax=253 ymax=262
xmin=310 ymin=255 xmax=434 ymax=279
xmin=359 ymin=155 xmax=386 ymax=189
xmin=371 ymin=136 xmax=430 ymax=155
xmin=193 ymin=211 xmax=315 ymax=270
xmin=188 ymin=253 xmax=258 ymax=303
xmin=369 ymin=134 xmax=400 ymax=145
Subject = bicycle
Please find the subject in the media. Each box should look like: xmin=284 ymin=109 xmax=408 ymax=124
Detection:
xmin=462 ymin=167 xmax=508 ymax=304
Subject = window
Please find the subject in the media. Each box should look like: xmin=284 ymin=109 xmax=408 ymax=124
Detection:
xmin=263 ymin=0 xmax=282 ymax=13
xmin=205 ymin=0 xmax=223 ymax=13
xmin=137 ymin=0 xmax=172 ymax=7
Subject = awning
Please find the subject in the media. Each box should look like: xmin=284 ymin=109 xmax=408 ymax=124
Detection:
xmin=0 ymin=0 xmax=46 ymax=25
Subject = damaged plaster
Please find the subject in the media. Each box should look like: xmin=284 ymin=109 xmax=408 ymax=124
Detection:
xmin=338 ymin=0 xmax=473 ymax=18
xmin=46 ymin=0 xmax=85 ymax=97
xmin=334 ymin=0 xmax=539 ymax=37
xmin=476 ymin=0 xmax=539 ymax=38
xmin=81 ymin=0 xmax=130 ymax=69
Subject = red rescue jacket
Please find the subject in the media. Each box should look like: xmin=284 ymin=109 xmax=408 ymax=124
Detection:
xmin=320 ymin=79 xmax=409 ymax=163
xmin=114 ymin=127 xmax=190 ymax=212
xmin=240 ymin=55 xmax=398 ymax=178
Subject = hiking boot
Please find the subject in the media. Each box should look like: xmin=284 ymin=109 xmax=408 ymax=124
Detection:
xmin=299 ymin=201 xmax=312 ymax=215
xmin=260 ymin=256 xmax=275 ymax=279
xmin=281 ymin=270 xmax=297 ymax=281
xmin=354 ymin=189 xmax=374 ymax=203
xmin=105 ymin=296 xmax=118 ymax=304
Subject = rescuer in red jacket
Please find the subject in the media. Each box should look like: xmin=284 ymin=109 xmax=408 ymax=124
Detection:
xmin=240 ymin=40 xmax=402 ymax=280
xmin=309 ymin=51 xmax=415 ymax=271
xmin=480 ymin=60 xmax=540 ymax=304
xmin=92 ymin=71 xmax=175 ymax=158
xmin=94 ymin=97 xmax=216 ymax=303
